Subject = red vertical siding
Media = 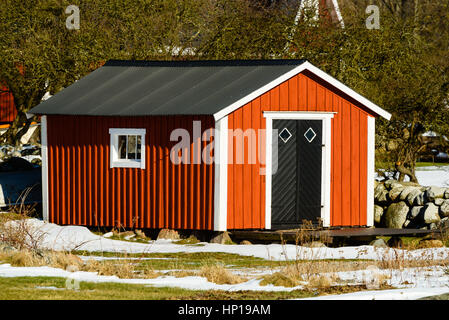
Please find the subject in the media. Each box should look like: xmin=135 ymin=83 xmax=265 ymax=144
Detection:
xmin=227 ymin=72 xmax=371 ymax=229
xmin=47 ymin=115 xmax=215 ymax=230
xmin=0 ymin=85 xmax=17 ymax=123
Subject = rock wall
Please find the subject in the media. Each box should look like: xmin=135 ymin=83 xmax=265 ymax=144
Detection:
xmin=374 ymin=180 xmax=449 ymax=230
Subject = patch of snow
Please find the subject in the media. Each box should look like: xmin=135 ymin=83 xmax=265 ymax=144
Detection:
xmin=415 ymin=166 xmax=449 ymax=187
xmin=35 ymin=286 xmax=65 ymax=291
xmin=0 ymin=264 xmax=302 ymax=292
xmin=376 ymin=165 xmax=449 ymax=187
xmin=7 ymin=219 xmax=449 ymax=262
xmin=3 ymin=219 xmax=449 ymax=298
xmin=299 ymin=287 xmax=449 ymax=300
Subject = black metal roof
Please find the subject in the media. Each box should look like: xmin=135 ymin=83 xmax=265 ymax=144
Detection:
xmin=29 ymin=59 xmax=307 ymax=117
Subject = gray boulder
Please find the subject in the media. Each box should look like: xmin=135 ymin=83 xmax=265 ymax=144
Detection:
xmin=374 ymin=205 xmax=384 ymax=224
xmin=375 ymin=190 xmax=389 ymax=204
xmin=374 ymin=184 xmax=388 ymax=204
xmin=210 ymin=231 xmax=233 ymax=244
xmin=444 ymin=189 xmax=449 ymax=199
xmin=370 ymin=238 xmax=388 ymax=248
xmin=409 ymin=206 xmax=424 ymax=219
xmin=413 ymin=192 xmax=427 ymax=206
xmin=157 ymin=229 xmax=180 ymax=240
xmin=428 ymin=223 xmax=438 ymax=230
xmin=388 ymin=187 xmax=405 ymax=202
xmin=405 ymin=188 xmax=423 ymax=206
xmin=384 ymin=180 xmax=403 ymax=190
xmin=375 ymin=183 xmax=386 ymax=194
xmin=423 ymin=203 xmax=441 ymax=224
xmin=399 ymin=186 xmax=421 ymax=201
xmin=435 ymin=198 xmax=445 ymax=206
xmin=385 ymin=202 xmax=409 ymax=229
xmin=426 ymin=186 xmax=446 ymax=201
xmin=439 ymin=199 xmax=449 ymax=217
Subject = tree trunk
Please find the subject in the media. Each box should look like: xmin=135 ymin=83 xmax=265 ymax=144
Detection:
xmin=0 ymin=107 xmax=35 ymax=147
xmin=395 ymin=162 xmax=418 ymax=183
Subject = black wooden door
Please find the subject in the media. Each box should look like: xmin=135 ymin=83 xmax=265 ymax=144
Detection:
xmin=271 ymin=119 xmax=323 ymax=229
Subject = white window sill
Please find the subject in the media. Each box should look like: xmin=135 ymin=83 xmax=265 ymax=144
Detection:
xmin=110 ymin=160 xmax=144 ymax=169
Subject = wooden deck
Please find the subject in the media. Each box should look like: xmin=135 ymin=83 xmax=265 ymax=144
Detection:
xmin=230 ymin=227 xmax=440 ymax=244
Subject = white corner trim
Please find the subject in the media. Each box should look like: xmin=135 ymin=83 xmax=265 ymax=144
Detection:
xmin=213 ymin=61 xmax=391 ymax=122
xmin=264 ymin=116 xmax=273 ymax=230
xmin=109 ymin=128 xmax=146 ymax=169
xmin=41 ymin=116 xmax=49 ymax=222
xmin=367 ymin=116 xmax=375 ymax=227
xmin=214 ymin=116 xmax=228 ymax=231
xmin=323 ymin=116 xmax=332 ymax=227
xmin=264 ymin=112 xmax=334 ymax=229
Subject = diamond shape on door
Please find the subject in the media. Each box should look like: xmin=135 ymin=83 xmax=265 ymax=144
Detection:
xmin=279 ymin=128 xmax=292 ymax=143
xmin=304 ymin=127 xmax=316 ymax=143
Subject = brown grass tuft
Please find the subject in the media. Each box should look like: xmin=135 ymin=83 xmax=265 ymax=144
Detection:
xmin=82 ymin=259 xmax=136 ymax=279
xmin=6 ymin=250 xmax=42 ymax=267
xmin=259 ymin=272 xmax=300 ymax=287
xmin=305 ymin=274 xmax=335 ymax=289
xmin=165 ymin=270 xmax=197 ymax=278
xmin=81 ymin=258 xmax=161 ymax=279
xmin=198 ymin=264 xmax=245 ymax=285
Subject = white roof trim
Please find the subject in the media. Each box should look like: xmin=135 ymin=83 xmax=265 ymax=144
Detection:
xmin=213 ymin=61 xmax=391 ymax=121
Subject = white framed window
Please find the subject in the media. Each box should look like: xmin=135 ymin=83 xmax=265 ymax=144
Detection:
xmin=109 ymin=128 xmax=146 ymax=169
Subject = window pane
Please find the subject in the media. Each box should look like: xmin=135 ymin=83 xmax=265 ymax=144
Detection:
xmin=118 ymin=135 xmax=127 ymax=159
xmin=127 ymin=135 xmax=136 ymax=159
xmin=136 ymin=135 xmax=141 ymax=160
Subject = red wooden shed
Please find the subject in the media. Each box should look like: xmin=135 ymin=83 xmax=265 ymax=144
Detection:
xmin=28 ymin=60 xmax=391 ymax=231
xmin=0 ymin=85 xmax=17 ymax=125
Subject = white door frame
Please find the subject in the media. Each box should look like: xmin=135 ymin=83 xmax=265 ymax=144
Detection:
xmin=263 ymin=111 xmax=335 ymax=229
xmin=41 ymin=115 xmax=49 ymax=222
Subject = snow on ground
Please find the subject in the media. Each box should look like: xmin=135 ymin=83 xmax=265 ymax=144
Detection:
xmin=376 ymin=164 xmax=449 ymax=187
xmin=3 ymin=218 xmax=449 ymax=299
xmin=299 ymin=287 xmax=449 ymax=300
xmin=1 ymin=262 xmax=449 ymax=298
xmin=0 ymin=263 xmax=302 ymax=292
xmin=7 ymin=218 xmax=449 ymax=262
xmin=299 ymin=266 xmax=449 ymax=299
xmin=415 ymin=165 xmax=449 ymax=187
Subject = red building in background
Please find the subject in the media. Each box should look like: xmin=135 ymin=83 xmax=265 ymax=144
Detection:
xmin=0 ymin=85 xmax=17 ymax=126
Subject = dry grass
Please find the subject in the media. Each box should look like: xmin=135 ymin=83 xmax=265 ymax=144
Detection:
xmin=439 ymin=226 xmax=449 ymax=247
xmin=82 ymin=259 xmax=137 ymax=279
xmin=265 ymin=221 xmax=449 ymax=289
xmin=7 ymin=186 xmax=39 ymax=217
xmin=259 ymin=273 xmax=300 ymax=287
xmin=1 ymin=209 xmax=448 ymax=291
xmin=0 ymin=249 xmax=83 ymax=269
xmin=0 ymin=188 xmax=43 ymax=252
xmin=305 ymin=274 xmax=336 ymax=289
xmin=0 ymin=248 xmax=163 ymax=279
xmin=198 ymin=264 xmax=246 ymax=285
xmin=260 ymin=262 xmax=342 ymax=288
xmin=259 ymin=260 xmax=395 ymax=289
xmin=165 ymin=270 xmax=197 ymax=277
